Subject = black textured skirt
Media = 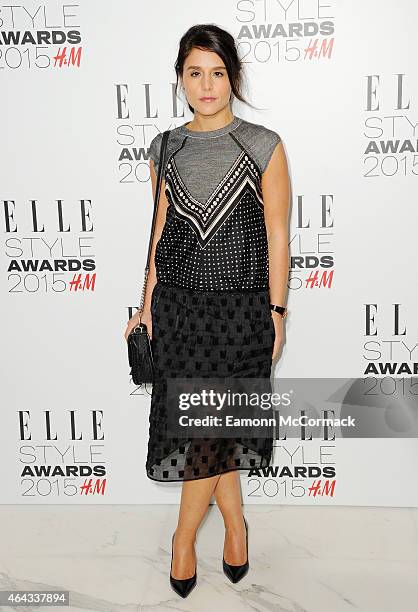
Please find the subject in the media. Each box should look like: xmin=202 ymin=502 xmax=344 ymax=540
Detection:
xmin=145 ymin=280 xmax=276 ymax=482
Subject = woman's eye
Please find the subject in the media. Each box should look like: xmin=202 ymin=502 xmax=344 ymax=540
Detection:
xmin=190 ymin=71 xmax=225 ymax=77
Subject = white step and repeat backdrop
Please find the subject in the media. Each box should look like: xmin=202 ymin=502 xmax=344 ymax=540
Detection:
xmin=1 ymin=1 xmax=417 ymax=505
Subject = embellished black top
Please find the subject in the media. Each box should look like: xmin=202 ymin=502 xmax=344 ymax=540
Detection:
xmin=149 ymin=115 xmax=281 ymax=291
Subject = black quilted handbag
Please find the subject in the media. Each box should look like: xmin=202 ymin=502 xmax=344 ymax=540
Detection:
xmin=127 ymin=129 xmax=170 ymax=385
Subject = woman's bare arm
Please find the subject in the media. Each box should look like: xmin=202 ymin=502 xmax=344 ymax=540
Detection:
xmin=261 ymin=141 xmax=290 ymax=359
xmin=262 ymin=141 xmax=290 ymax=309
xmin=141 ymin=158 xmax=169 ymax=312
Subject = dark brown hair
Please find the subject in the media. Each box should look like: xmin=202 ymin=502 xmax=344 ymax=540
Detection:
xmin=174 ymin=24 xmax=257 ymax=114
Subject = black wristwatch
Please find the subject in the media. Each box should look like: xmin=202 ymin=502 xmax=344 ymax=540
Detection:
xmin=270 ymin=304 xmax=288 ymax=319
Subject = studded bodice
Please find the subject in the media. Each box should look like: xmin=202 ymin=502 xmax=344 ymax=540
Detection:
xmin=148 ymin=115 xmax=281 ymax=291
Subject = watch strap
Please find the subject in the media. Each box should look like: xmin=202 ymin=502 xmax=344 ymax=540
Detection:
xmin=270 ymin=304 xmax=288 ymax=318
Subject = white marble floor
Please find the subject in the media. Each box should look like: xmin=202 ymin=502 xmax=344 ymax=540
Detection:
xmin=0 ymin=504 xmax=417 ymax=611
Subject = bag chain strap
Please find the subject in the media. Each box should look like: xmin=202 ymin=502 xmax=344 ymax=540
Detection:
xmin=138 ymin=129 xmax=170 ymax=323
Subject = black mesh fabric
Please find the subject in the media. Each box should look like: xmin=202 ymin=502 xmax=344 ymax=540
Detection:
xmin=146 ymin=282 xmax=275 ymax=482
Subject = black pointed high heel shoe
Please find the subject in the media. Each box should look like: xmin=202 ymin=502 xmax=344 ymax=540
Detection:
xmin=223 ymin=517 xmax=249 ymax=583
xmin=169 ymin=532 xmax=197 ymax=598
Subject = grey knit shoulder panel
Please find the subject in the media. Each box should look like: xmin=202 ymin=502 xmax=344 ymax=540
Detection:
xmin=148 ymin=117 xmax=281 ymax=175
xmin=148 ymin=128 xmax=187 ymax=175
xmin=235 ymin=119 xmax=281 ymax=174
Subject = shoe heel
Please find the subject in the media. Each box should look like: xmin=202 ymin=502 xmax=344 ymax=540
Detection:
xmin=169 ymin=531 xmax=197 ymax=598
xmin=223 ymin=516 xmax=249 ymax=583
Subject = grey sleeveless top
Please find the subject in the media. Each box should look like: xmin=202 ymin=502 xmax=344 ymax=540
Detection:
xmin=148 ymin=115 xmax=281 ymax=291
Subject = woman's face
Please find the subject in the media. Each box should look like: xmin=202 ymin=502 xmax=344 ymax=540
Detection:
xmin=181 ymin=47 xmax=232 ymax=116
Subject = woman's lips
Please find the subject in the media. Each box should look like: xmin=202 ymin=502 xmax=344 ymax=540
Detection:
xmin=200 ymin=97 xmax=216 ymax=102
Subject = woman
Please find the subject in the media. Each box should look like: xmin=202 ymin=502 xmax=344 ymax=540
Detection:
xmin=125 ymin=24 xmax=289 ymax=597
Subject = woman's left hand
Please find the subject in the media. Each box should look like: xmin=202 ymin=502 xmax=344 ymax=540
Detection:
xmin=271 ymin=312 xmax=285 ymax=360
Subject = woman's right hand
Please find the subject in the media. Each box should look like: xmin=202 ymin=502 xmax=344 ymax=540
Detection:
xmin=124 ymin=308 xmax=153 ymax=341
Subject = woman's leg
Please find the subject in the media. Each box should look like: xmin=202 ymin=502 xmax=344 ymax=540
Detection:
xmin=213 ymin=470 xmax=247 ymax=564
xmin=172 ymin=474 xmax=221 ymax=579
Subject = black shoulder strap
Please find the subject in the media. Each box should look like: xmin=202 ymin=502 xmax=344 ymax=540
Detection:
xmin=146 ymin=129 xmax=170 ymax=267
